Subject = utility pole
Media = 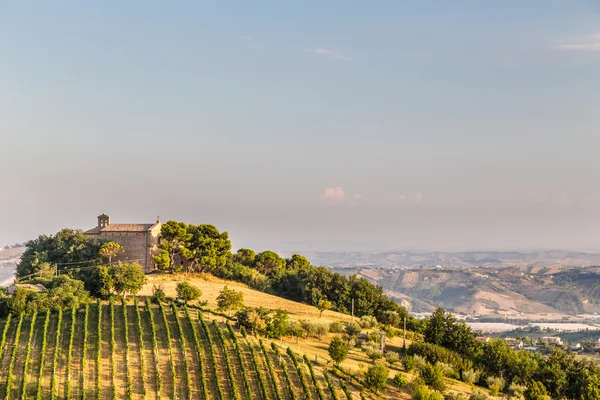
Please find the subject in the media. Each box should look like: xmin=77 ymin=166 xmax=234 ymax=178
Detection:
xmin=351 ymin=298 xmax=354 ymax=323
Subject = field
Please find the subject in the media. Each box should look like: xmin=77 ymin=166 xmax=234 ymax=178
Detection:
xmin=0 ymin=301 xmax=376 ymax=400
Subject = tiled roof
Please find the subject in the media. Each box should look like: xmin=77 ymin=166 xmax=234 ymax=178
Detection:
xmin=84 ymin=223 xmax=156 ymax=234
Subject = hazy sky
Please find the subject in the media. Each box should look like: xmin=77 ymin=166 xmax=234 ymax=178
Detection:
xmin=1 ymin=1 xmax=600 ymax=252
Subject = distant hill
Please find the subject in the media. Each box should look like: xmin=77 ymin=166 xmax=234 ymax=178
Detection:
xmin=350 ymin=265 xmax=600 ymax=317
xmin=285 ymin=250 xmax=600 ymax=269
xmin=0 ymin=245 xmax=23 ymax=286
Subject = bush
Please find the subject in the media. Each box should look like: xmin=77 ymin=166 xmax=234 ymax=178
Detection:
xmin=151 ymin=284 xmax=167 ymax=304
xmin=486 ymin=376 xmax=505 ymax=396
xmin=385 ymin=351 xmax=400 ymax=366
xmin=359 ymin=315 xmax=378 ymax=328
xmin=468 ymin=390 xmax=489 ymax=400
xmin=420 ymin=362 xmax=446 ymax=392
xmin=412 ymin=385 xmax=444 ymax=400
xmin=404 ymin=355 xmax=417 ymax=372
xmin=329 ymin=321 xmax=344 ymax=333
xmin=364 ymin=330 xmax=381 ymax=344
xmin=344 ymin=322 xmax=362 ymax=337
xmin=365 ymin=349 xmax=384 ymax=361
xmin=508 ymin=383 xmax=527 ymax=398
xmin=444 ymin=393 xmax=467 ymax=400
xmin=328 ymin=336 xmax=349 ymax=366
xmin=524 ymin=381 xmax=550 ymax=400
xmin=408 ymin=342 xmax=472 ymax=372
xmin=393 ymin=373 xmax=409 ymax=387
xmin=364 ymin=363 xmax=389 ymax=391
xmin=461 ymin=369 xmax=481 ymax=385
xmin=176 ymin=281 xmax=201 ymax=303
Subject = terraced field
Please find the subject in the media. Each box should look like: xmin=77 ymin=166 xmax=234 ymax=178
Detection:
xmin=0 ymin=300 xmax=363 ymax=400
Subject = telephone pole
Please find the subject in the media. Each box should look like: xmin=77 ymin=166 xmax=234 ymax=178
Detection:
xmin=351 ymin=298 xmax=354 ymax=323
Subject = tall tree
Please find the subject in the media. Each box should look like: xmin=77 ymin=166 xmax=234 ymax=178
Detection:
xmin=157 ymin=221 xmax=190 ymax=272
xmin=234 ymin=248 xmax=256 ymax=266
xmin=254 ymin=250 xmax=285 ymax=276
xmin=99 ymin=242 xmax=124 ymax=264
xmin=216 ymin=286 xmax=244 ymax=316
xmin=183 ymin=224 xmax=231 ymax=273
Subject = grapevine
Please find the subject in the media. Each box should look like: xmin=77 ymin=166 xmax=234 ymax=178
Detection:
xmin=5 ymin=313 xmax=24 ymax=400
xmin=303 ymin=354 xmax=325 ymax=400
xmin=171 ymin=303 xmax=192 ymax=400
xmin=146 ymin=298 xmax=162 ymax=399
xmin=184 ymin=306 xmax=209 ymax=400
xmin=213 ymin=320 xmax=241 ymax=400
xmin=35 ymin=310 xmax=51 ymax=400
xmin=50 ymin=309 xmax=63 ymax=400
xmin=259 ymin=339 xmax=283 ymax=400
xmin=134 ymin=298 xmax=147 ymax=399
xmin=286 ymin=347 xmax=313 ymax=400
xmin=226 ymin=323 xmax=253 ymax=400
xmin=19 ymin=311 xmax=37 ymax=399
xmin=158 ymin=301 xmax=178 ymax=400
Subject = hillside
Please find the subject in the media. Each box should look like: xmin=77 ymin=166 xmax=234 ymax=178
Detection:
xmin=0 ymin=302 xmax=376 ymax=400
xmin=0 ymin=246 xmax=23 ymax=287
xmin=359 ymin=265 xmax=600 ymax=317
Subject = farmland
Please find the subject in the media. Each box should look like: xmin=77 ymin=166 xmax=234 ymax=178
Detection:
xmin=0 ymin=301 xmax=369 ymax=400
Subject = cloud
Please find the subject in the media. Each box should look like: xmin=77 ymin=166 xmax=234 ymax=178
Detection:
xmin=308 ymin=48 xmax=352 ymax=61
xmin=322 ymin=187 xmax=361 ymax=204
xmin=240 ymin=35 xmax=263 ymax=49
xmin=389 ymin=191 xmax=422 ymax=204
xmin=554 ymin=33 xmax=600 ymax=52
xmin=323 ymin=187 xmax=345 ymax=200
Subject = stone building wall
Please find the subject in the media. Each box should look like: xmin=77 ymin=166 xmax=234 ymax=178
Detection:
xmin=99 ymin=232 xmax=148 ymax=267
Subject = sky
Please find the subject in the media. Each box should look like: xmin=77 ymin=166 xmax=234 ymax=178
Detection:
xmin=1 ymin=1 xmax=600 ymax=252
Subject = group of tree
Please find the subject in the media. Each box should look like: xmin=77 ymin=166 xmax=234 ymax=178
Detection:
xmin=410 ymin=307 xmax=600 ymax=399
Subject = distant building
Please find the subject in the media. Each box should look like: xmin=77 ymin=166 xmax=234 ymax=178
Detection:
xmin=569 ymin=343 xmax=581 ymax=350
xmin=84 ymin=213 xmax=162 ymax=273
xmin=541 ymin=336 xmax=563 ymax=345
xmin=504 ymin=338 xmax=524 ymax=349
xmin=476 ymin=336 xmax=491 ymax=343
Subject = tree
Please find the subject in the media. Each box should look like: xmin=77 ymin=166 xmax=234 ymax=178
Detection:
xmin=421 ymin=362 xmax=446 ymax=392
xmin=234 ymin=248 xmax=256 ymax=266
xmin=153 ymin=250 xmax=171 ymax=271
xmin=525 ymin=381 xmax=550 ymax=400
xmin=17 ymin=228 xmax=106 ymax=278
xmin=183 ymin=224 xmax=231 ymax=273
xmin=99 ymin=242 xmax=124 ymax=264
xmin=328 ymin=336 xmax=349 ymax=366
xmin=176 ymin=281 xmax=201 ymax=304
xmin=254 ymin=250 xmax=286 ymax=276
xmin=317 ymin=298 xmax=332 ymax=318
xmin=381 ymin=310 xmax=401 ymax=327
xmin=285 ymin=254 xmax=311 ymax=272
xmin=158 ymin=221 xmax=190 ymax=272
xmin=364 ymin=363 xmax=389 ymax=391
xmin=216 ymin=286 xmax=244 ymax=316
xmin=107 ymin=262 xmax=147 ymax=299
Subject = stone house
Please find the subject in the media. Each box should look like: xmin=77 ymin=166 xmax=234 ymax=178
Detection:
xmin=84 ymin=213 xmax=162 ymax=272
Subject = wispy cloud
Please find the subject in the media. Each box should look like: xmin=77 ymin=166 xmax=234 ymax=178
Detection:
xmin=554 ymin=33 xmax=600 ymax=52
xmin=389 ymin=191 xmax=423 ymax=204
xmin=240 ymin=35 xmax=264 ymax=49
xmin=308 ymin=48 xmax=352 ymax=61
xmin=322 ymin=187 xmax=361 ymax=204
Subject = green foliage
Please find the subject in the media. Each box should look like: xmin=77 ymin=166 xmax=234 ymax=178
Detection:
xmin=185 ymin=306 xmax=210 ymax=400
xmin=158 ymin=302 xmax=178 ymax=399
xmin=287 ymin=347 xmax=313 ymax=400
xmin=183 ymin=224 xmax=232 ymax=273
xmin=246 ymin=339 xmax=270 ymax=400
xmin=393 ymin=373 xmax=409 ymax=387
xmin=199 ymin=313 xmax=224 ymax=400
xmin=216 ymin=285 xmax=244 ymax=315
xmin=525 ymin=381 xmax=550 ymax=400
xmin=151 ymin=284 xmax=167 ymax=304
xmin=35 ymin=311 xmax=50 ymax=400
xmin=50 ymin=309 xmax=63 ymax=400
xmin=364 ymin=363 xmax=389 ymax=391
xmin=260 ymin=340 xmax=283 ymax=400
xmin=412 ymin=385 xmax=444 ymax=400
xmin=358 ymin=315 xmax=378 ymax=328
xmin=468 ymin=390 xmax=489 ymax=400
xmin=157 ymin=220 xmax=190 ymax=272
xmin=110 ymin=300 xmax=117 ymax=400
xmin=100 ymin=262 xmax=147 ymax=299
xmin=176 ymin=281 xmax=201 ymax=303
xmin=171 ymin=304 xmax=192 ymax=400
xmin=344 ymin=322 xmax=362 ymax=337
xmin=65 ymin=308 xmax=77 ymax=399
xmin=226 ymin=323 xmax=253 ymax=400
xmin=403 ymin=355 xmax=417 ymax=372
xmin=329 ymin=320 xmax=344 ymax=333
xmin=17 ymin=228 xmax=105 ymax=278
xmin=304 ymin=354 xmax=325 ymax=400
xmin=461 ymin=368 xmax=481 ymax=385
xmin=122 ymin=301 xmax=133 ymax=400
xmin=153 ymin=250 xmax=171 ymax=271
xmin=317 ymin=298 xmax=332 ymax=317
xmin=328 ymin=336 xmax=349 ymax=365
xmin=423 ymin=308 xmax=478 ymax=357
xmin=486 ymin=376 xmax=505 ymax=396
xmin=9 ymin=275 xmax=91 ymax=315
xmin=19 ymin=311 xmax=37 ymax=399
xmin=385 ymin=351 xmax=400 ymax=366
xmin=99 ymin=241 xmax=124 ymax=263
xmin=420 ymin=362 xmax=446 ymax=392
xmin=5 ymin=313 xmax=24 ymax=400
xmin=214 ymin=321 xmax=242 ymax=400
xmin=146 ymin=299 xmax=162 ymax=398
xmin=408 ymin=341 xmax=472 ymax=373
xmin=234 ymin=248 xmax=256 ymax=266
xmin=96 ymin=301 xmax=102 ymax=399
xmin=134 ymin=299 xmax=147 ymax=399
xmin=254 ymin=250 xmax=286 ymax=276
xmin=323 ymin=369 xmax=340 ymax=400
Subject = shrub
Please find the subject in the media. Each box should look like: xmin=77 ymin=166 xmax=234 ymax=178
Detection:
xmin=524 ymin=381 xmax=550 ymax=400
xmin=359 ymin=315 xmax=378 ymax=328
xmin=408 ymin=342 xmax=472 ymax=372
xmin=329 ymin=321 xmax=344 ymax=333
xmin=468 ymin=390 xmax=489 ymax=400
xmin=364 ymin=331 xmax=381 ymax=343
xmin=151 ymin=284 xmax=167 ymax=304
xmin=364 ymin=363 xmax=389 ymax=391
xmin=393 ymin=373 xmax=409 ymax=387
xmin=444 ymin=393 xmax=467 ymax=400
xmin=365 ymin=348 xmax=384 ymax=361
xmin=329 ymin=336 xmax=349 ymax=366
xmin=420 ymin=362 xmax=446 ymax=392
xmin=412 ymin=385 xmax=444 ymax=400
xmin=385 ymin=351 xmax=400 ymax=366
xmin=344 ymin=322 xmax=362 ymax=337
xmin=175 ymin=281 xmax=201 ymax=303
xmin=486 ymin=376 xmax=505 ymax=396
xmin=508 ymin=383 xmax=527 ymax=398
xmin=404 ymin=355 xmax=417 ymax=372
xmin=461 ymin=369 xmax=481 ymax=385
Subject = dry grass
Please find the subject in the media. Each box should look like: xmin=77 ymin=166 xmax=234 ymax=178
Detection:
xmin=141 ymin=273 xmax=353 ymax=323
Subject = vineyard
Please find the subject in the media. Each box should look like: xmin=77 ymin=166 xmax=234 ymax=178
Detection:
xmin=0 ymin=301 xmax=366 ymax=400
